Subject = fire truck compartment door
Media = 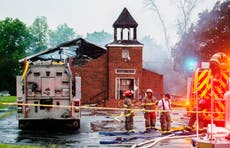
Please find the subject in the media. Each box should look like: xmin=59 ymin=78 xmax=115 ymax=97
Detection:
xmin=42 ymin=77 xmax=55 ymax=96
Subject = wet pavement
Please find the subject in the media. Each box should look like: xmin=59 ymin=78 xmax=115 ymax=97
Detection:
xmin=0 ymin=108 xmax=194 ymax=147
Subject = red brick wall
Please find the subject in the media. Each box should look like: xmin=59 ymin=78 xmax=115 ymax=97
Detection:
xmin=142 ymin=68 xmax=163 ymax=98
xmin=107 ymin=45 xmax=143 ymax=100
xmin=72 ymin=54 xmax=107 ymax=104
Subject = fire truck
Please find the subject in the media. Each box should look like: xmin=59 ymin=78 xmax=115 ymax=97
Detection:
xmin=16 ymin=38 xmax=106 ymax=130
xmin=16 ymin=59 xmax=81 ymax=129
xmin=187 ymin=52 xmax=230 ymax=127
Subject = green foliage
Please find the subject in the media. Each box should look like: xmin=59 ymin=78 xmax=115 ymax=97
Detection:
xmin=0 ymin=96 xmax=16 ymax=102
xmin=0 ymin=18 xmax=31 ymax=94
xmin=0 ymin=143 xmax=63 ymax=148
xmin=0 ymin=96 xmax=16 ymax=109
xmin=0 ymin=144 xmax=45 ymax=148
xmin=85 ymin=30 xmax=113 ymax=47
xmin=28 ymin=16 xmax=48 ymax=54
xmin=49 ymin=23 xmax=80 ymax=47
xmin=172 ymin=0 xmax=230 ymax=75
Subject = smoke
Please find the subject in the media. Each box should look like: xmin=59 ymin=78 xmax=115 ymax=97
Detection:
xmin=141 ymin=36 xmax=186 ymax=96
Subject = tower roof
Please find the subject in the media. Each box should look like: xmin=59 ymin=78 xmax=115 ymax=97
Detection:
xmin=113 ymin=8 xmax=138 ymax=28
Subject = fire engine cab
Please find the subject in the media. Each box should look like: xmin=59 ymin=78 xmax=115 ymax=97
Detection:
xmin=187 ymin=52 xmax=230 ymax=127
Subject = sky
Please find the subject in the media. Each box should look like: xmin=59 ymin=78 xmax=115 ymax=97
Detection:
xmin=0 ymin=0 xmax=221 ymax=46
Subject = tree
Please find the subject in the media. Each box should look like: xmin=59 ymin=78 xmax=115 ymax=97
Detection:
xmin=29 ymin=16 xmax=48 ymax=54
xmin=172 ymin=1 xmax=230 ymax=74
xmin=144 ymin=0 xmax=199 ymax=52
xmin=176 ymin=0 xmax=199 ymax=36
xmin=0 ymin=18 xmax=32 ymax=94
xmin=85 ymin=30 xmax=113 ymax=47
xmin=49 ymin=23 xmax=80 ymax=47
xmin=144 ymin=0 xmax=170 ymax=51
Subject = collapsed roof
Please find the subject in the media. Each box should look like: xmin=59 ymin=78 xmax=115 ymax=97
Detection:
xmin=19 ymin=38 xmax=107 ymax=64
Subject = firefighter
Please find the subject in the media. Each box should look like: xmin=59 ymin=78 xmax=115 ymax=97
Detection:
xmin=142 ymin=89 xmax=157 ymax=132
xmin=185 ymin=95 xmax=211 ymax=133
xmin=209 ymin=52 xmax=230 ymax=79
xmin=123 ymin=89 xmax=134 ymax=132
xmin=158 ymin=93 xmax=172 ymax=133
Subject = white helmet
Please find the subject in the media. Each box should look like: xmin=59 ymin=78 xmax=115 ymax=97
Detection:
xmin=146 ymin=88 xmax=153 ymax=93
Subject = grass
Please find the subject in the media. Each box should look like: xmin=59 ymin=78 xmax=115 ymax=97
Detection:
xmin=0 ymin=96 xmax=16 ymax=109
xmin=0 ymin=144 xmax=64 ymax=148
xmin=0 ymin=96 xmax=17 ymax=119
xmin=0 ymin=110 xmax=16 ymax=120
xmin=0 ymin=144 xmax=45 ymax=148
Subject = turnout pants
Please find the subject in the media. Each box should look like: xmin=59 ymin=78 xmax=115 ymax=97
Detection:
xmin=188 ymin=109 xmax=204 ymax=130
xmin=125 ymin=115 xmax=133 ymax=131
xmin=144 ymin=112 xmax=156 ymax=130
xmin=160 ymin=112 xmax=171 ymax=131
xmin=124 ymin=110 xmax=133 ymax=131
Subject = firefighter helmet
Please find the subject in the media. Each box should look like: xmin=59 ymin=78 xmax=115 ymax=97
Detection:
xmin=146 ymin=89 xmax=153 ymax=93
xmin=209 ymin=52 xmax=230 ymax=77
xmin=123 ymin=90 xmax=133 ymax=98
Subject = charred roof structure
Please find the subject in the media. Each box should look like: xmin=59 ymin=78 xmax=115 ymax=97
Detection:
xmin=19 ymin=38 xmax=107 ymax=66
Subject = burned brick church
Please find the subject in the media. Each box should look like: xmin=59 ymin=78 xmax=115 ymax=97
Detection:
xmin=72 ymin=8 xmax=163 ymax=106
xmin=21 ymin=8 xmax=163 ymax=107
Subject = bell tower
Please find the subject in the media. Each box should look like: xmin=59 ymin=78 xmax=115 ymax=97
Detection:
xmin=107 ymin=8 xmax=143 ymax=100
xmin=113 ymin=8 xmax=138 ymax=43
